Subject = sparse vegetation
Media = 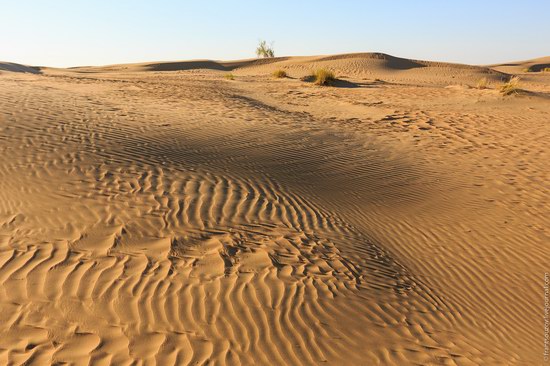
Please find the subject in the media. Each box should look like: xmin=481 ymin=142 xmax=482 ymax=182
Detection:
xmin=500 ymin=76 xmax=520 ymax=96
xmin=312 ymin=68 xmax=336 ymax=86
xmin=224 ymin=73 xmax=235 ymax=80
xmin=523 ymin=66 xmax=550 ymax=73
xmin=272 ymin=69 xmax=287 ymax=78
xmin=476 ymin=77 xmax=489 ymax=89
xmin=256 ymin=40 xmax=275 ymax=58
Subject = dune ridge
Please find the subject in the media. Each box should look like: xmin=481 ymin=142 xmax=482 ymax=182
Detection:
xmin=0 ymin=62 xmax=41 ymax=74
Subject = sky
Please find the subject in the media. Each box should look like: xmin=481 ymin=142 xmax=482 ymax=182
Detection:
xmin=1 ymin=0 xmax=548 ymax=67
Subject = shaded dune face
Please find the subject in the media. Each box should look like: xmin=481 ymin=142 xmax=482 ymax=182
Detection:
xmin=0 ymin=62 xmax=41 ymax=74
xmin=0 ymin=54 xmax=547 ymax=365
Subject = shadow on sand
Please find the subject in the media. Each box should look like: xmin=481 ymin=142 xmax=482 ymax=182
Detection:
xmin=0 ymin=62 xmax=42 ymax=74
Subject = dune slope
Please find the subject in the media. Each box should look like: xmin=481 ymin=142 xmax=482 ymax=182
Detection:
xmin=0 ymin=62 xmax=41 ymax=74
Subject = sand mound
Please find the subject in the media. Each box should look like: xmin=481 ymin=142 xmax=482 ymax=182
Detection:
xmin=0 ymin=62 xmax=41 ymax=74
xmin=490 ymin=56 xmax=550 ymax=73
xmin=0 ymin=53 xmax=547 ymax=364
xmin=68 ymin=53 xmax=506 ymax=86
xmin=70 ymin=57 xmax=289 ymax=73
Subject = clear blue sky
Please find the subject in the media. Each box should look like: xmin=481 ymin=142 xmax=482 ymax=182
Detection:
xmin=1 ymin=0 xmax=548 ymax=67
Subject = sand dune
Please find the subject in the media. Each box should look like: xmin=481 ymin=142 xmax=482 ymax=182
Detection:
xmin=0 ymin=53 xmax=548 ymax=365
xmin=490 ymin=56 xmax=550 ymax=73
xmin=0 ymin=62 xmax=41 ymax=74
xmin=69 ymin=52 xmax=505 ymax=84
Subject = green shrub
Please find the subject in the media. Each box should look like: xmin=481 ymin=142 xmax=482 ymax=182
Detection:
xmin=256 ymin=40 xmax=275 ymax=58
xmin=225 ymin=73 xmax=235 ymax=80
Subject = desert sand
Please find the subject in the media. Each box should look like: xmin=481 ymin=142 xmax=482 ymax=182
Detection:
xmin=0 ymin=53 xmax=548 ymax=365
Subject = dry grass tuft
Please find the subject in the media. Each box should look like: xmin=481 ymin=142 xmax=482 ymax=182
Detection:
xmin=500 ymin=76 xmax=520 ymax=96
xmin=272 ymin=69 xmax=287 ymax=78
xmin=224 ymin=73 xmax=235 ymax=80
xmin=476 ymin=77 xmax=489 ymax=89
xmin=312 ymin=68 xmax=336 ymax=86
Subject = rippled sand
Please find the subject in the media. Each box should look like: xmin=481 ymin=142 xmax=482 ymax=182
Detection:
xmin=0 ymin=53 xmax=548 ymax=365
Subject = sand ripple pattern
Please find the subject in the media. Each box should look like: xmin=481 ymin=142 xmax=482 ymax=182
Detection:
xmin=0 ymin=69 xmax=537 ymax=365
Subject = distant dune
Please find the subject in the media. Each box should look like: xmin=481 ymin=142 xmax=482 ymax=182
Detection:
xmin=0 ymin=61 xmax=41 ymax=74
xmin=490 ymin=55 xmax=550 ymax=73
xmin=0 ymin=52 xmax=548 ymax=365
xmin=65 ymin=52 xmax=510 ymax=86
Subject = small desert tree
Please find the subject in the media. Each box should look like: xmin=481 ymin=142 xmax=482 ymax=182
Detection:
xmin=256 ymin=40 xmax=275 ymax=58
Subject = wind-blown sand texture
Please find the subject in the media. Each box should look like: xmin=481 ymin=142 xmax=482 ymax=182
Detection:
xmin=0 ymin=53 xmax=548 ymax=365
